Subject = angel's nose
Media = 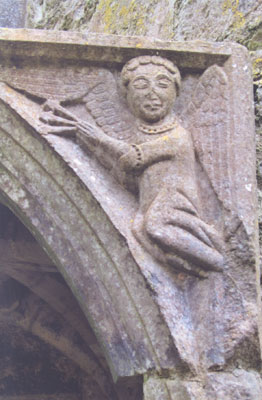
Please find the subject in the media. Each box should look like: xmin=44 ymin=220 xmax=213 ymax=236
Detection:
xmin=147 ymin=87 xmax=159 ymax=100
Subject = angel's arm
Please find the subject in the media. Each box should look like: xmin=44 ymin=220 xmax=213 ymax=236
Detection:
xmin=76 ymin=120 xmax=130 ymax=169
xmin=40 ymin=101 xmax=130 ymax=170
xmin=119 ymin=128 xmax=188 ymax=173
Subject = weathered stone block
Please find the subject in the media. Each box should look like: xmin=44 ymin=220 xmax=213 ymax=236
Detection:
xmin=0 ymin=29 xmax=260 ymax=398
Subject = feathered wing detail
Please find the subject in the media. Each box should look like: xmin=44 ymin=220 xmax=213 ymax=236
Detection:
xmin=83 ymin=72 xmax=135 ymax=140
xmin=0 ymin=66 xmax=135 ymax=140
xmin=0 ymin=66 xmax=105 ymax=103
xmin=187 ymin=65 xmax=233 ymax=212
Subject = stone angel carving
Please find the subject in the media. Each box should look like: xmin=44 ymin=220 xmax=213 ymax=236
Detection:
xmin=31 ymin=55 xmax=229 ymax=278
xmin=2 ymin=55 xmax=233 ymax=277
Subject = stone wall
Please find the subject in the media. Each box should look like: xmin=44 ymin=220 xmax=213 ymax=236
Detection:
xmin=0 ymin=0 xmax=26 ymax=28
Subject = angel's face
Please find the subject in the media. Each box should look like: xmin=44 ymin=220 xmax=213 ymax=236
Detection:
xmin=126 ymin=64 xmax=176 ymax=123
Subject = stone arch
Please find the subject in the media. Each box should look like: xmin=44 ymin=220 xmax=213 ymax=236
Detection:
xmin=0 ymin=98 xmax=177 ymax=381
xmin=0 ymin=203 xmax=143 ymax=400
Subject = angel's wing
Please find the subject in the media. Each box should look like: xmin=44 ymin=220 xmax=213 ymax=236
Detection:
xmin=0 ymin=66 xmax=103 ymax=103
xmin=83 ymin=73 xmax=134 ymax=140
xmin=187 ymin=65 xmax=233 ymax=212
xmin=0 ymin=66 xmax=135 ymax=140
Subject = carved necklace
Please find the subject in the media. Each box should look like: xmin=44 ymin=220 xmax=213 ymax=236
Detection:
xmin=138 ymin=119 xmax=177 ymax=135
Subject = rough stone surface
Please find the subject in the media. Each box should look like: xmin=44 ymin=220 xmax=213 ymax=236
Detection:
xmin=25 ymin=0 xmax=262 ymax=45
xmin=27 ymin=0 xmax=99 ymax=31
xmin=144 ymin=371 xmax=262 ymax=400
xmin=0 ymin=0 xmax=26 ymax=28
xmin=0 ymin=30 xmax=260 ymax=399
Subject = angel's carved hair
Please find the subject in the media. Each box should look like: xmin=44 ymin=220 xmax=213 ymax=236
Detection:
xmin=121 ymin=55 xmax=181 ymax=94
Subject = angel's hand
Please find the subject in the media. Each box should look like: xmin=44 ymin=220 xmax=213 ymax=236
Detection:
xmin=77 ymin=119 xmax=131 ymax=161
xmin=40 ymin=100 xmax=77 ymax=137
xmin=76 ymin=120 xmax=104 ymax=148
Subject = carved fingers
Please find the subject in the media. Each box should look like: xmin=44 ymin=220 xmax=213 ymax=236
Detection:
xmin=76 ymin=120 xmax=106 ymax=150
xmin=40 ymin=100 xmax=77 ymax=136
xmin=77 ymin=120 xmax=100 ymax=137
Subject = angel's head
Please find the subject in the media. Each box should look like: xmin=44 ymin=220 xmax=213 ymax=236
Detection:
xmin=121 ymin=56 xmax=181 ymax=123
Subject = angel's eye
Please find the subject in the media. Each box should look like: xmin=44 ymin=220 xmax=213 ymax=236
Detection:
xmin=156 ymin=78 xmax=172 ymax=88
xmin=132 ymin=78 xmax=149 ymax=89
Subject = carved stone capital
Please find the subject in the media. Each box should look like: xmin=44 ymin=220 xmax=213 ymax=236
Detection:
xmin=0 ymin=29 xmax=260 ymax=398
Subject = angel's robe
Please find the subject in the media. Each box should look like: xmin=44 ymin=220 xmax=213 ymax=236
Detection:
xmin=117 ymin=121 xmax=224 ymax=274
xmin=76 ymin=117 xmax=224 ymax=275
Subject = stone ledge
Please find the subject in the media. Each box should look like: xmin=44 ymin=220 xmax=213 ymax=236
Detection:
xmin=0 ymin=28 xmax=232 ymax=69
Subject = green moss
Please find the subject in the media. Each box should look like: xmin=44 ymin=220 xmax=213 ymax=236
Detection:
xmin=222 ymin=0 xmax=245 ymax=30
xmin=96 ymin=0 xmax=149 ymax=35
xmin=253 ymin=57 xmax=262 ymax=87
xmin=247 ymin=27 xmax=262 ymax=51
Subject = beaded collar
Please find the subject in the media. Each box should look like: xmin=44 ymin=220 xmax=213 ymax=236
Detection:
xmin=138 ymin=119 xmax=177 ymax=134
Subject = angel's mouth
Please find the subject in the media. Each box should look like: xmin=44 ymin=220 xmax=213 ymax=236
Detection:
xmin=144 ymin=103 xmax=162 ymax=111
